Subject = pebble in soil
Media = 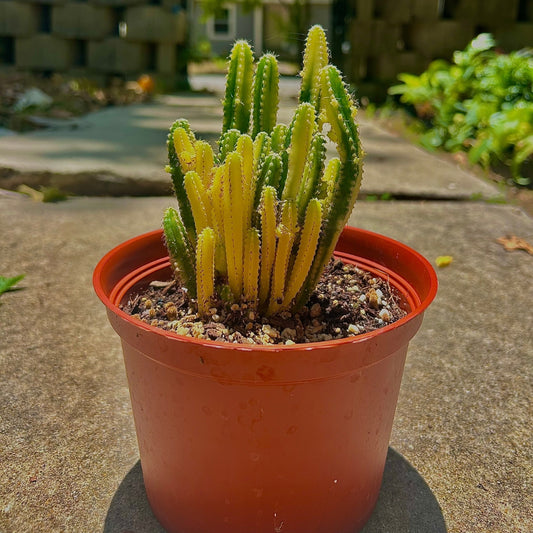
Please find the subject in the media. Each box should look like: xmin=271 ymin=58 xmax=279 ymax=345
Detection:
xmin=121 ymin=259 xmax=408 ymax=345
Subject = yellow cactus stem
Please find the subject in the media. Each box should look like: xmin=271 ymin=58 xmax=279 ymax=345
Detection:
xmin=267 ymin=227 xmax=294 ymax=316
xmin=243 ymin=228 xmax=261 ymax=306
xmin=236 ymin=134 xmax=254 ymax=226
xmin=209 ymin=165 xmax=227 ymax=275
xmin=282 ymin=103 xmax=316 ymax=201
xmin=194 ymin=140 xmax=214 ymax=188
xmin=267 ymin=200 xmax=298 ymax=315
xmin=184 ymin=171 xmax=211 ymax=235
xmin=173 ymin=127 xmax=196 ymax=172
xmin=258 ymin=186 xmax=277 ymax=306
xmin=209 ymin=166 xmax=224 ymax=234
xmin=236 ymin=134 xmax=254 ymax=185
xmin=319 ymin=157 xmax=341 ymax=210
xmin=223 ymin=152 xmax=245 ymax=299
xmin=281 ymin=199 xmax=322 ymax=309
xmin=196 ymin=227 xmax=216 ymax=317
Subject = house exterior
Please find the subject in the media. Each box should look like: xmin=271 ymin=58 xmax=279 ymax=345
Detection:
xmin=191 ymin=0 xmax=334 ymax=59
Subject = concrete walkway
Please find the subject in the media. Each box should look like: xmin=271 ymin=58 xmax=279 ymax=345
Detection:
xmin=0 ymin=75 xmax=499 ymax=201
xmin=1 ymin=76 xmax=532 ymax=533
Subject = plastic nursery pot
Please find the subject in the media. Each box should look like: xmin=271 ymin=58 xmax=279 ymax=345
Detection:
xmin=93 ymin=226 xmax=437 ymax=533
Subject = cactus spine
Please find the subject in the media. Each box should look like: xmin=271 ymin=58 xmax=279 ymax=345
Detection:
xmin=163 ymin=26 xmax=363 ymax=320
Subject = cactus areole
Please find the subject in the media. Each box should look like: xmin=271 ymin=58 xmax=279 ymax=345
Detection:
xmin=163 ymin=25 xmax=364 ymax=319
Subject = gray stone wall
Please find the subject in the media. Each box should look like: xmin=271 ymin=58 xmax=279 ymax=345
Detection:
xmin=0 ymin=0 xmax=187 ymax=83
xmin=344 ymin=0 xmax=533 ymax=98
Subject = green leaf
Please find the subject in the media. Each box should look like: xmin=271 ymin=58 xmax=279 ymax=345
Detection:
xmin=0 ymin=274 xmax=25 ymax=296
xmin=17 ymin=184 xmax=68 ymax=203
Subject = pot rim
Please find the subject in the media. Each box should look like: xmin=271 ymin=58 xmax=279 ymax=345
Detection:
xmin=93 ymin=226 xmax=438 ymax=353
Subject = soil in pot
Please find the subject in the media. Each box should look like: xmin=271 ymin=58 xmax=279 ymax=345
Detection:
xmin=121 ymin=258 xmax=407 ymax=345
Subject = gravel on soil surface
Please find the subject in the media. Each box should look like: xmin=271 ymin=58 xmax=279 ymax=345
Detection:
xmin=122 ymin=259 xmax=408 ymax=345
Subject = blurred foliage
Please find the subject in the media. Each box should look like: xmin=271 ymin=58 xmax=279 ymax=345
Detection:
xmin=0 ymin=274 xmax=25 ymax=297
xmin=189 ymin=38 xmax=214 ymax=62
xmin=388 ymin=34 xmax=533 ymax=186
xmin=201 ymin=0 xmax=261 ymax=17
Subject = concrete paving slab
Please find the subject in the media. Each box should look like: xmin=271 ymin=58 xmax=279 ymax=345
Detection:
xmin=1 ymin=195 xmax=531 ymax=532
xmin=0 ymin=75 xmax=500 ymax=200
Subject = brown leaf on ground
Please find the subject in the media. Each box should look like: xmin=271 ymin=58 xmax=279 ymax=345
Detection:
xmin=496 ymin=235 xmax=533 ymax=255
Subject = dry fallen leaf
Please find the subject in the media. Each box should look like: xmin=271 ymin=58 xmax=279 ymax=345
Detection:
xmin=496 ymin=235 xmax=533 ymax=255
xmin=435 ymin=256 xmax=453 ymax=268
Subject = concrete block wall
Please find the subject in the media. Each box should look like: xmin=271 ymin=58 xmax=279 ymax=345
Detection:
xmin=0 ymin=0 xmax=187 ymax=83
xmin=345 ymin=0 xmax=533 ymax=98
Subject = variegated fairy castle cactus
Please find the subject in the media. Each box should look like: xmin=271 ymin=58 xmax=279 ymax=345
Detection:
xmin=163 ymin=25 xmax=363 ymax=317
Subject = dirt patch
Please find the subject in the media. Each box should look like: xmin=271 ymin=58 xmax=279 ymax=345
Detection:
xmin=1 ymin=72 xmax=151 ymax=132
xmin=0 ymin=167 xmax=171 ymax=198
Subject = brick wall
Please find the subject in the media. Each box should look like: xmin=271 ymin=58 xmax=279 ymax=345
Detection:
xmin=343 ymin=0 xmax=533 ymax=98
xmin=0 ymin=0 xmax=187 ymax=84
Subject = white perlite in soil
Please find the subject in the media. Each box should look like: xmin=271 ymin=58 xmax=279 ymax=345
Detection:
xmin=122 ymin=259 xmax=408 ymax=345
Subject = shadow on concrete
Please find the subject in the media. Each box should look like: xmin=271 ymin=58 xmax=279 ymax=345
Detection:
xmin=103 ymin=448 xmax=446 ymax=533
xmin=361 ymin=448 xmax=447 ymax=532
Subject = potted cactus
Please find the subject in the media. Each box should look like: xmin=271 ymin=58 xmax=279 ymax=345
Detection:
xmin=94 ymin=26 xmax=437 ymax=533
xmin=162 ymin=28 xmax=362 ymax=324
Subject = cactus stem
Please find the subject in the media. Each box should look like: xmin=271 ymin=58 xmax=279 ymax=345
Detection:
xmin=223 ymin=152 xmax=245 ymax=298
xmin=243 ymin=228 xmax=261 ymax=306
xmin=196 ymin=227 xmax=216 ymax=317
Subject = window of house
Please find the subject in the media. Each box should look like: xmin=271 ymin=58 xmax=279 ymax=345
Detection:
xmin=207 ymin=5 xmax=236 ymax=40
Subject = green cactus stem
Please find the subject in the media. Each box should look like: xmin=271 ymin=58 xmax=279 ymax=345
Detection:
xmin=294 ymin=65 xmax=363 ymax=309
xmin=299 ymin=25 xmax=329 ymax=111
xmin=253 ymin=152 xmax=282 ymax=214
xmin=167 ymin=120 xmax=197 ymax=243
xmin=218 ymin=128 xmax=242 ymax=162
xmin=252 ymin=53 xmax=279 ymax=138
xmin=282 ymin=103 xmax=316 ymax=201
xmin=252 ymin=132 xmax=271 ymax=174
xmin=270 ymin=124 xmax=288 ymax=152
xmin=163 ymin=207 xmax=197 ymax=297
xmin=318 ymin=157 xmax=341 ymax=206
xmin=222 ymin=40 xmax=254 ymax=134
xmin=296 ymin=132 xmax=326 ymax=222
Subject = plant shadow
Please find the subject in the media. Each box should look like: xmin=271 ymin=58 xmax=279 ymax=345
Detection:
xmin=104 ymin=448 xmax=446 ymax=533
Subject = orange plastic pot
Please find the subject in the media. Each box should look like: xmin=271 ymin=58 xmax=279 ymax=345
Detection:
xmin=94 ymin=226 xmax=437 ymax=533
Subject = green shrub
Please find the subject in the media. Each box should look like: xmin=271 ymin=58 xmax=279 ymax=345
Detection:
xmin=389 ymin=34 xmax=533 ymax=186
